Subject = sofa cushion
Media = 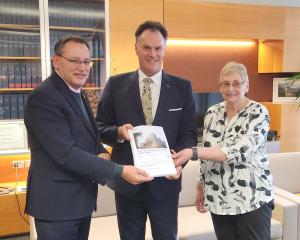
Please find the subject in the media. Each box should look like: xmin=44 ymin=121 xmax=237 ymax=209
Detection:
xmin=89 ymin=214 xmax=153 ymax=240
xmin=179 ymin=160 xmax=198 ymax=207
xmin=92 ymin=185 xmax=116 ymax=217
xmin=178 ymin=206 xmax=216 ymax=240
xmin=268 ymin=152 xmax=300 ymax=193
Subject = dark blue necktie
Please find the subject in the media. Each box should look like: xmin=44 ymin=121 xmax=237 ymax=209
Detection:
xmin=72 ymin=92 xmax=91 ymax=124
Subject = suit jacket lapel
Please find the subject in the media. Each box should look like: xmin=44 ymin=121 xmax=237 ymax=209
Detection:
xmin=81 ymin=91 xmax=98 ymax=132
xmin=51 ymin=72 xmax=96 ymax=139
xmin=153 ymin=72 xmax=170 ymax=125
xmin=128 ymin=71 xmax=145 ymax=124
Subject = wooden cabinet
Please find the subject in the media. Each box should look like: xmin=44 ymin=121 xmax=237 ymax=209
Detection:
xmin=261 ymin=102 xmax=300 ymax=152
xmin=164 ymin=0 xmax=300 ymax=73
xmin=0 ymin=182 xmax=28 ymax=237
xmin=109 ymin=0 xmax=163 ymax=75
xmin=282 ymin=8 xmax=300 ymax=72
xmin=164 ymin=0 xmax=285 ymax=39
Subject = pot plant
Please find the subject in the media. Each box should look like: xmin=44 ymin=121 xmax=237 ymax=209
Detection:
xmin=286 ymin=73 xmax=300 ymax=109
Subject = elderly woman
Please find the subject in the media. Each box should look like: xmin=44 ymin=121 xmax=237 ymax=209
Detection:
xmin=173 ymin=61 xmax=274 ymax=240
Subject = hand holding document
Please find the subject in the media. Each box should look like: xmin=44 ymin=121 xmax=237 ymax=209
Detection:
xmin=128 ymin=125 xmax=176 ymax=177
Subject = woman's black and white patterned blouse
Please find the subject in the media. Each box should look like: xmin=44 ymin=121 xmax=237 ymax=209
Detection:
xmin=198 ymin=100 xmax=274 ymax=215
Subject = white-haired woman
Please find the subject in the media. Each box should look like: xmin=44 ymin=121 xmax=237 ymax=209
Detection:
xmin=173 ymin=61 xmax=274 ymax=240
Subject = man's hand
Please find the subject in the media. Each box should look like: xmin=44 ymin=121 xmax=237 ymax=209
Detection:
xmin=97 ymin=153 xmax=111 ymax=160
xmin=121 ymin=165 xmax=153 ymax=185
xmin=118 ymin=124 xmax=133 ymax=141
xmin=165 ymin=166 xmax=182 ymax=180
xmin=172 ymin=148 xmax=193 ymax=167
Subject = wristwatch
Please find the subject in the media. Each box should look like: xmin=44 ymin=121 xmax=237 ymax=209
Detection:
xmin=191 ymin=146 xmax=199 ymax=161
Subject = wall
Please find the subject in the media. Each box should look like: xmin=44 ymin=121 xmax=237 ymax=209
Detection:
xmin=196 ymin=0 xmax=300 ymax=7
xmin=164 ymin=41 xmax=292 ymax=102
xmin=108 ymin=0 xmax=299 ymax=101
xmin=109 ymin=0 xmax=163 ymax=75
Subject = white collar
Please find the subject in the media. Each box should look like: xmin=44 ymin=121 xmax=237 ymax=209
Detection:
xmin=138 ymin=69 xmax=162 ymax=86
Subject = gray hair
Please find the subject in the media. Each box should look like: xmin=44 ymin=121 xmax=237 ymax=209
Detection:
xmin=219 ymin=61 xmax=249 ymax=84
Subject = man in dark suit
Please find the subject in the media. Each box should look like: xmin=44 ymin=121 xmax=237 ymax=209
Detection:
xmin=24 ymin=36 xmax=153 ymax=240
xmin=96 ymin=21 xmax=197 ymax=240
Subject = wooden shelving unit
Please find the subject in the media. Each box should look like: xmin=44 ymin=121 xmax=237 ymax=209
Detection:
xmin=50 ymin=26 xmax=104 ymax=33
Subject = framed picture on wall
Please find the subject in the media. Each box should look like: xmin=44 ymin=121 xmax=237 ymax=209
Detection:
xmin=273 ymin=78 xmax=300 ymax=103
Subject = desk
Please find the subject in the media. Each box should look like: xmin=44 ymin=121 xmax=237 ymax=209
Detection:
xmin=0 ymin=182 xmax=29 ymax=237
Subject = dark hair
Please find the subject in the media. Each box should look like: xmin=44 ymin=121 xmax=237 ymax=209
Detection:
xmin=54 ymin=35 xmax=90 ymax=55
xmin=135 ymin=21 xmax=168 ymax=42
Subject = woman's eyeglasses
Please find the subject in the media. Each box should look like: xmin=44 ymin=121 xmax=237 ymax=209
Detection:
xmin=219 ymin=81 xmax=245 ymax=89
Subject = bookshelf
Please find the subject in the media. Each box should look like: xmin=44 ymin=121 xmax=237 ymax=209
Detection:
xmin=0 ymin=0 xmax=106 ymax=120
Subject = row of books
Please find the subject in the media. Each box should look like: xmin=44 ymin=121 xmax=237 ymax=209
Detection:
xmin=48 ymin=1 xmax=104 ymax=29
xmin=0 ymin=62 xmax=42 ymax=88
xmin=86 ymin=62 xmax=102 ymax=88
xmin=0 ymin=61 xmax=102 ymax=88
xmin=0 ymin=0 xmax=39 ymax=26
xmin=0 ymin=31 xmax=103 ymax=59
xmin=0 ymin=93 xmax=29 ymax=119
xmin=0 ymin=34 xmax=41 ymax=57
xmin=0 ymin=0 xmax=104 ymax=29
xmin=49 ymin=31 xmax=104 ymax=58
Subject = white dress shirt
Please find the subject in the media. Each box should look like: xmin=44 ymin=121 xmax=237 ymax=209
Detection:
xmin=138 ymin=69 xmax=162 ymax=120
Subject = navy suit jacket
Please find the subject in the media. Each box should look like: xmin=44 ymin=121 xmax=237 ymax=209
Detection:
xmin=96 ymin=71 xmax=197 ymax=200
xmin=24 ymin=72 xmax=116 ymax=220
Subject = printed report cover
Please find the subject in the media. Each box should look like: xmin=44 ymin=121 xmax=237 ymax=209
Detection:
xmin=128 ymin=125 xmax=176 ymax=177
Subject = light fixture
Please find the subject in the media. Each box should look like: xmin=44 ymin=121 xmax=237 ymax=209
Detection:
xmin=167 ymin=38 xmax=255 ymax=47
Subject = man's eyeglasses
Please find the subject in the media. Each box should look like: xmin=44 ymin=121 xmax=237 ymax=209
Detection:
xmin=58 ymin=55 xmax=93 ymax=68
xmin=219 ymin=81 xmax=245 ymax=89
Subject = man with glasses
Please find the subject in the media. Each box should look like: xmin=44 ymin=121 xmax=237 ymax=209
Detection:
xmin=24 ymin=35 xmax=153 ymax=240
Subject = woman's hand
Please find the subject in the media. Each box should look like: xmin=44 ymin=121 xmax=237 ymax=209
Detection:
xmin=195 ymin=182 xmax=207 ymax=213
xmin=172 ymin=148 xmax=193 ymax=167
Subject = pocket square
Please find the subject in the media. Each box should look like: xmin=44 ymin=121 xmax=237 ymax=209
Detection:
xmin=169 ymin=108 xmax=182 ymax=112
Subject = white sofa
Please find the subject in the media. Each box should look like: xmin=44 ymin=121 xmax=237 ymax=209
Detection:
xmin=30 ymin=159 xmax=297 ymax=240
xmin=269 ymin=152 xmax=300 ymax=240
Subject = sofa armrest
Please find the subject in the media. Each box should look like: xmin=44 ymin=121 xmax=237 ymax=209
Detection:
xmin=273 ymin=194 xmax=298 ymax=240
xmin=274 ymin=186 xmax=300 ymax=240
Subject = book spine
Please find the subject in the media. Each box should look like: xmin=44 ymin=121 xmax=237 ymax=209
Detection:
xmin=14 ymin=63 xmax=22 ymax=88
xmin=1 ymin=63 xmax=8 ymax=88
xmin=0 ymin=95 xmax=4 ymax=119
xmin=8 ymin=63 xmax=15 ymax=88
xmin=25 ymin=63 xmax=32 ymax=88
xmin=10 ymin=94 xmax=18 ymax=119
xmin=17 ymin=93 xmax=24 ymax=119
xmin=3 ymin=94 xmax=10 ymax=119
xmin=21 ymin=63 xmax=26 ymax=88
xmin=31 ymin=63 xmax=37 ymax=88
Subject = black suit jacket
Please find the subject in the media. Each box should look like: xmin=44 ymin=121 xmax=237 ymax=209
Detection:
xmin=24 ymin=72 xmax=116 ymax=220
xmin=96 ymin=71 xmax=197 ymax=200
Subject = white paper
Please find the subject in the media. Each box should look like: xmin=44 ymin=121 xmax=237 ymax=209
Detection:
xmin=128 ymin=125 xmax=176 ymax=177
xmin=0 ymin=120 xmax=28 ymax=151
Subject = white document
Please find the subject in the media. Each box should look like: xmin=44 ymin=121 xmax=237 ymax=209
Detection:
xmin=0 ymin=120 xmax=28 ymax=152
xmin=128 ymin=125 xmax=176 ymax=177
